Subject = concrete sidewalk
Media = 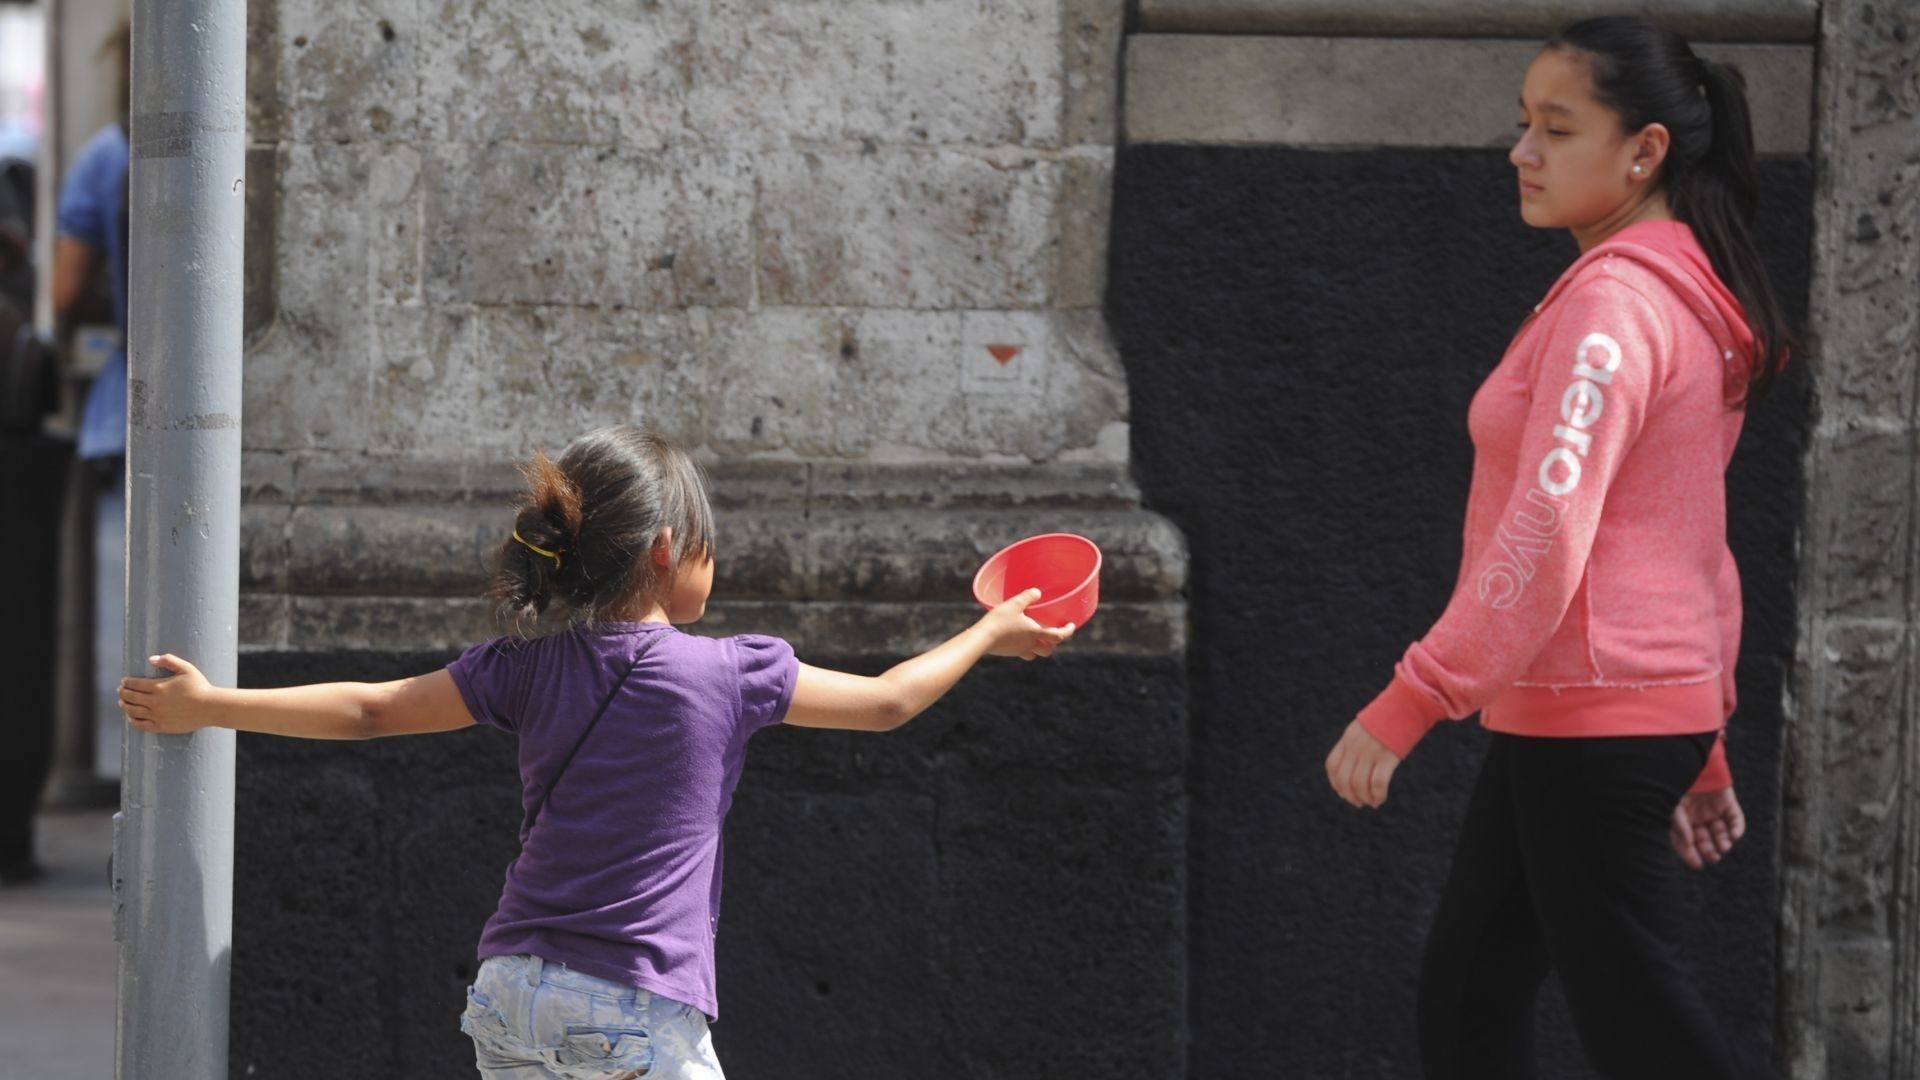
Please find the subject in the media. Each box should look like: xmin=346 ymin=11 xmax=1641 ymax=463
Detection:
xmin=0 ymin=809 xmax=116 ymax=1079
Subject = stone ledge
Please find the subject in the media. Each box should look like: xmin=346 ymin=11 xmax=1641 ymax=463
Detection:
xmin=241 ymin=596 xmax=1188 ymax=658
xmin=1125 ymin=36 xmax=1813 ymax=155
xmin=244 ymin=503 xmax=1187 ymax=603
xmin=238 ymin=460 xmax=1190 ymax=656
xmin=1135 ymin=0 xmax=1818 ymax=43
xmin=243 ymin=455 xmax=1144 ymax=511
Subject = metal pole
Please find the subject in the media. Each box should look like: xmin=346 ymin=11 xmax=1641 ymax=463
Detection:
xmin=114 ymin=0 xmax=245 ymax=1076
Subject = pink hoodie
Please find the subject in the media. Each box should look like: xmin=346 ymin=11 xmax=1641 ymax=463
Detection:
xmin=1357 ymin=220 xmax=1756 ymax=792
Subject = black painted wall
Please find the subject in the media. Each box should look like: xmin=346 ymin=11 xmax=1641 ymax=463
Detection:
xmin=228 ymin=647 xmax=1187 ymax=1079
xmin=1107 ymin=145 xmax=1812 ymax=1079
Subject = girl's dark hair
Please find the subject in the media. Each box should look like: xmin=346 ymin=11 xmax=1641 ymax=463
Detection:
xmin=491 ymin=426 xmax=715 ymax=635
xmin=1549 ymin=16 xmax=1792 ymax=408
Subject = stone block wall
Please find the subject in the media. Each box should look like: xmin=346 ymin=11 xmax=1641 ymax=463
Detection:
xmin=242 ymin=0 xmax=1126 ymax=471
xmin=1780 ymin=4 xmax=1920 ymax=1078
xmin=236 ymin=0 xmax=1159 ymax=655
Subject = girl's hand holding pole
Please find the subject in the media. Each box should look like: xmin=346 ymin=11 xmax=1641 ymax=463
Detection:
xmin=120 ymin=654 xmax=217 ymax=735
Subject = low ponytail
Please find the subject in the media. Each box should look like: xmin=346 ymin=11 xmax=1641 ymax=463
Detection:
xmin=1552 ymin=18 xmax=1795 ymax=408
xmin=1682 ymin=59 xmax=1790 ymax=406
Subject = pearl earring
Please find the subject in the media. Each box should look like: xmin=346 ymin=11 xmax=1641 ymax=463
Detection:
xmin=1632 ymin=165 xmax=1645 ymax=175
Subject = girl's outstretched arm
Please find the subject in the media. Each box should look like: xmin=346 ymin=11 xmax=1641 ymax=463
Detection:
xmin=119 ymin=654 xmax=476 ymax=740
xmin=784 ymin=588 xmax=1074 ymax=732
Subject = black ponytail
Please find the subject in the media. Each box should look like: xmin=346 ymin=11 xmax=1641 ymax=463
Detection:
xmin=490 ymin=426 xmax=716 ymax=636
xmin=1551 ymin=17 xmax=1793 ymax=408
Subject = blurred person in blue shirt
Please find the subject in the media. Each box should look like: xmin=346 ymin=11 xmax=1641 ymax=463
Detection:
xmin=51 ymin=121 xmax=126 ymax=462
xmin=50 ymin=18 xmax=129 ymax=789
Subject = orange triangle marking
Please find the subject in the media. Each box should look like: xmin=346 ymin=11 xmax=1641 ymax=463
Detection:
xmin=987 ymin=344 xmax=1020 ymax=365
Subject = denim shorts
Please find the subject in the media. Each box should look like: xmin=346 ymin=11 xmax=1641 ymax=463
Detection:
xmin=460 ymin=953 xmax=724 ymax=1079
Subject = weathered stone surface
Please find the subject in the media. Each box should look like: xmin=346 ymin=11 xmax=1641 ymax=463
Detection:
xmin=238 ymin=452 xmax=1182 ymax=653
xmin=1809 ymin=620 xmax=1908 ymax=937
xmin=238 ymin=592 xmax=291 ymax=649
xmin=1061 ymin=0 xmax=1126 ymax=147
xmin=243 ymin=495 xmax=1184 ymax=644
xmin=693 ymin=308 xmax=1125 ymax=462
xmin=1820 ymin=938 xmax=1898 ymax=1079
xmin=239 ymin=502 xmax=289 ymax=591
xmin=422 ymin=0 xmax=1064 ymax=150
xmin=694 ymin=309 xmax=858 ymax=459
xmin=422 ymin=142 xmax=757 ymax=311
xmin=278 ymin=0 xmax=425 ymax=145
xmin=1819 ymin=156 xmax=1920 ymax=425
xmin=243 ymin=453 xmax=1138 ymax=510
xmin=1054 ymin=151 xmax=1114 ymax=310
xmin=360 ymin=303 xmax=705 ymax=460
xmin=243 ymin=145 xmax=281 ymax=346
xmin=254 ymin=300 xmax=1123 ymax=468
xmin=246 ymin=0 xmax=283 ymax=144
xmin=1783 ymin=2 xmax=1920 ymax=1076
xmin=1807 ymin=423 xmax=1912 ymax=622
xmin=244 ymin=142 xmax=374 ymax=451
xmin=686 ymin=0 xmax=1065 ymax=149
xmin=283 ymin=504 xmax=499 ymax=596
xmin=284 ymin=594 xmax=496 ymax=651
xmin=808 ymin=460 xmax=1139 ymax=510
xmin=264 ymin=595 xmax=1184 ymax=657
xmin=1126 ymin=36 xmax=1814 ymax=154
xmin=247 ymin=0 xmax=1131 ymax=473
xmin=1136 ymin=0 xmax=1819 ymax=42
xmin=754 ymin=150 xmax=1060 ymax=310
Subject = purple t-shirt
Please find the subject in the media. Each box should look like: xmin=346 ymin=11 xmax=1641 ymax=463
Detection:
xmin=447 ymin=623 xmax=798 ymax=1019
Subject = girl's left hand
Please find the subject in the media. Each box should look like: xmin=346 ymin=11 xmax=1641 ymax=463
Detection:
xmin=1670 ymin=786 xmax=1746 ymax=870
xmin=1326 ymin=719 xmax=1402 ymax=809
xmin=119 ymin=654 xmax=215 ymax=735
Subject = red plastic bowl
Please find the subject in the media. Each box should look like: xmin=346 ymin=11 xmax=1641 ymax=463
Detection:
xmin=972 ymin=533 xmax=1102 ymax=630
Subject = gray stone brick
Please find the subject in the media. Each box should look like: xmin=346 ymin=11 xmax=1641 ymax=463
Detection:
xmin=1808 ymin=424 xmax=1912 ymax=622
xmin=754 ymin=150 xmax=1059 ymax=310
xmin=422 ymin=141 xmax=756 ymax=310
xmin=278 ymin=0 xmax=425 ymax=144
xmin=363 ymin=303 xmax=703 ymax=460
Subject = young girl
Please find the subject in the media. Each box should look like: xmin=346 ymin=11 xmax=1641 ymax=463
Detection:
xmin=119 ymin=426 xmax=1075 ymax=1079
xmin=1323 ymin=17 xmax=1789 ymax=1080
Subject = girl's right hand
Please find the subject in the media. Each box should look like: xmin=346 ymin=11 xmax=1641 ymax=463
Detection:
xmin=979 ymin=588 xmax=1077 ymax=661
xmin=119 ymin=654 xmax=216 ymax=735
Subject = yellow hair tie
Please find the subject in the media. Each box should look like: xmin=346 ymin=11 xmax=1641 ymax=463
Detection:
xmin=512 ymin=530 xmax=565 ymax=569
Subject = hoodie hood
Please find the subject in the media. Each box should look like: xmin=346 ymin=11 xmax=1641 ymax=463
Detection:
xmin=1538 ymin=219 xmax=1758 ymax=374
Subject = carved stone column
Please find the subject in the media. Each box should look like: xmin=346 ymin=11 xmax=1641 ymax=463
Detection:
xmin=1781 ymin=3 xmax=1920 ymax=1077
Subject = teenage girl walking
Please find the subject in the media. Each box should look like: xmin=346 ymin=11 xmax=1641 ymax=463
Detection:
xmin=119 ymin=426 xmax=1075 ymax=1079
xmin=1322 ymin=17 xmax=1790 ymax=1080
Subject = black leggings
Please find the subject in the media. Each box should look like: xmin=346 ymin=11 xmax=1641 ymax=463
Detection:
xmin=1418 ymin=732 xmax=1773 ymax=1080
